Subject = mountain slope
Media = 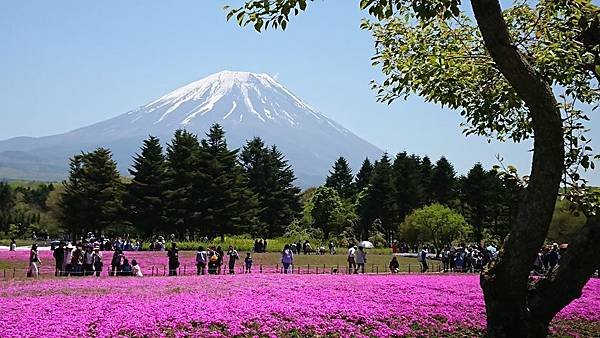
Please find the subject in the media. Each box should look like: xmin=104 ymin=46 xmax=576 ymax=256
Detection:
xmin=0 ymin=71 xmax=382 ymax=187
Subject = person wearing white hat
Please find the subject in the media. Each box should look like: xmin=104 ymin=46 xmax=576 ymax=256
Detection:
xmin=62 ymin=243 xmax=74 ymax=276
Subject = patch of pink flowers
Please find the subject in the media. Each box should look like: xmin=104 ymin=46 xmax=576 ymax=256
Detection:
xmin=0 ymin=274 xmax=598 ymax=337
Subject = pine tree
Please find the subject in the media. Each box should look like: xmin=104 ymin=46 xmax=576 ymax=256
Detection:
xmin=163 ymin=130 xmax=204 ymax=238
xmin=60 ymin=148 xmax=123 ymax=236
xmin=419 ymin=156 xmax=434 ymax=204
xmin=126 ymin=136 xmax=167 ymax=237
xmin=240 ymin=137 xmax=301 ymax=237
xmin=354 ymin=157 xmax=374 ymax=194
xmin=357 ymin=153 xmax=395 ymax=241
xmin=430 ymin=156 xmax=457 ymax=206
xmin=392 ymin=152 xmax=424 ymax=224
xmin=201 ymin=124 xmax=257 ymax=241
xmin=325 ymin=157 xmax=354 ymax=199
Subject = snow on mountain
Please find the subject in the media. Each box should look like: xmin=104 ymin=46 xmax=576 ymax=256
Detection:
xmin=0 ymin=71 xmax=382 ymax=187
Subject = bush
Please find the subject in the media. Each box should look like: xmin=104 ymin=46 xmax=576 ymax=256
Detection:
xmin=368 ymin=232 xmax=387 ymax=248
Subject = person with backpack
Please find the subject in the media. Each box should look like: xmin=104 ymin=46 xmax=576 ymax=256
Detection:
xmin=389 ymin=256 xmax=400 ymax=273
xmin=111 ymin=249 xmax=124 ymax=277
xmin=92 ymin=247 xmax=103 ymax=277
xmin=83 ymin=247 xmax=95 ymax=276
xmin=419 ymin=248 xmax=428 ymax=273
xmin=71 ymin=244 xmax=84 ymax=276
xmin=207 ymin=248 xmax=219 ymax=275
xmin=167 ymin=242 xmax=179 ymax=276
xmin=355 ymin=246 xmax=367 ymax=274
xmin=216 ymin=246 xmax=224 ymax=274
xmin=281 ymin=244 xmax=294 ymax=274
xmin=53 ymin=242 xmax=64 ymax=277
xmin=196 ymin=246 xmax=208 ymax=275
xmin=347 ymin=245 xmax=357 ymax=274
xmin=120 ymin=258 xmax=132 ymax=276
xmin=227 ymin=246 xmax=240 ymax=274
xmin=244 ymin=252 xmax=253 ymax=273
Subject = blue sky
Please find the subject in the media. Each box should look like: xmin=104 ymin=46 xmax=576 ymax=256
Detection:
xmin=0 ymin=1 xmax=598 ymax=182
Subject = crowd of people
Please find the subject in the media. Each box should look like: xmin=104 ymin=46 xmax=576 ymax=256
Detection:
xmin=20 ymin=235 xmax=598 ymax=279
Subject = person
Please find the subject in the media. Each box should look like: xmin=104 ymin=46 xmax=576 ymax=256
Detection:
xmin=441 ymin=247 xmax=450 ymax=272
xmin=419 ymin=248 xmax=428 ymax=273
xmin=263 ymin=239 xmax=268 ymax=252
xmin=547 ymin=243 xmax=560 ymax=270
xmin=244 ymin=252 xmax=253 ymax=273
xmin=296 ymin=241 xmax=302 ymax=255
xmin=355 ymin=246 xmax=367 ymax=274
xmin=281 ymin=244 xmax=294 ymax=274
xmin=227 ymin=246 xmax=239 ymax=274
xmin=329 ymin=241 xmax=336 ymax=255
xmin=83 ymin=247 xmax=95 ymax=276
xmin=216 ymin=246 xmax=224 ymax=274
xmin=111 ymin=250 xmax=123 ymax=277
xmin=347 ymin=245 xmax=357 ymax=274
xmin=62 ymin=243 xmax=74 ymax=277
xmin=120 ymin=258 xmax=132 ymax=276
xmin=167 ymin=242 xmax=179 ymax=276
xmin=28 ymin=244 xmax=41 ymax=278
xmin=131 ymin=259 xmax=143 ymax=277
xmin=196 ymin=246 xmax=208 ymax=275
xmin=71 ymin=244 xmax=84 ymax=276
xmin=93 ymin=247 xmax=103 ymax=277
xmin=53 ymin=242 xmax=65 ymax=277
xmin=389 ymin=256 xmax=400 ymax=273
xmin=303 ymin=240 xmax=311 ymax=255
xmin=9 ymin=238 xmax=16 ymax=251
xmin=207 ymin=248 xmax=219 ymax=275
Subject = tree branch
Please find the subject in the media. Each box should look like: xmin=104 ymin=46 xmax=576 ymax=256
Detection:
xmin=528 ymin=216 xmax=600 ymax=322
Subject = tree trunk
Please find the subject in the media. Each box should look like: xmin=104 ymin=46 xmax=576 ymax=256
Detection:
xmin=470 ymin=1 xmax=566 ymax=337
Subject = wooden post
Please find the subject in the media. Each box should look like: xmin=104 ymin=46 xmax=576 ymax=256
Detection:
xmin=163 ymin=265 xmax=166 ymax=276
xmin=408 ymin=264 xmax=411 ymax=274
xmin=260 ymin=264 xmax=263 ymax=273
xmin=276 ymin=264 xmax=279 ymax=273
xmin=376 ymin=266 xmax=379 ymax=274
xmin=307 ymin=264 xmax=310 ymax=274
xmin=371 ymin=264 xmax=374 ymax=273
xmin=13 ymin=268 xmax=16 ymax=278
xmin=316 ymin=267 xmax=319 ymax=274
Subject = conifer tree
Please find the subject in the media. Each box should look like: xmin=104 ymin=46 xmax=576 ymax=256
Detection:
xmin=430 ymin=156 xmax=457 ymax=206
xmin=392 ymin=152 xmax=424 ymax=224
xmin=60 ymin=148 xmax=123 ymax=236
xmin=356 ymin=153 xmax=395 ymax=241
xmin=325 ymin=157 xmax=355 ymax=199
xmin=419 ymin=156 xmax=434 ymax=204
xmin=201 ymin=124 xmax=257 ymax=241
xmin=163 ymin=130 xmax=204 ymax=238
xmin=354 ymin=157 xmax=374 ymax=195
xmin=126 ymin=136 xmax=167 ymax=237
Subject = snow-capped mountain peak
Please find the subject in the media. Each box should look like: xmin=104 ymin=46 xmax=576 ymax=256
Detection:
xmin=127 ymin=70 xmax=325 ymax=129
xmin=0 ymin=70 xmax=382 ymax=187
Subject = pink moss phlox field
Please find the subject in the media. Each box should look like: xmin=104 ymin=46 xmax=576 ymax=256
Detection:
xmin=0 ymin=275 xmax=598 ymax=338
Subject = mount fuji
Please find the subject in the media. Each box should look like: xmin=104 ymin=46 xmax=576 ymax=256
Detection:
xmin=0 ymin=71 xmax=382 ymax=187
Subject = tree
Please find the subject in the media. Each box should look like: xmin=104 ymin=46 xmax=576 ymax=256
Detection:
xmin=240 ymin=137 xmax=302 ymax=237
xmin=325 ymin=157 xmax=355 ymax=199
xmin=0 ymin=182 xmax=15 ymax=232
xmin=354 ymin=157 xmax=374 ymax=194
xmin=356 ymin=153 xmax=395 ymax=242
xmin=126 ymin=136 xmax=167 ymax=237
xmin=226 ymin=0 xmax=600 ymax=335
xmin=60 ymin=148 xmax=123 ymax=236
xmin=459 ymin=163 xmax=496 ymax=242
xmin=430 ymin=156 xmax=457 ymax=206
xmin=392 ymin=152 xmax=425 ymax=224
xmin=201 ymin=124 xmax=257 ymax=241
xmin=163 ymin=130 xmax=204 ymax=238
xmin=400 ymin=203 xmax=471 ymax=252
xmin=419 ymin=156 xmax=434 ymax=204
xmin=310 ymin=186 xmax=342 ymax=238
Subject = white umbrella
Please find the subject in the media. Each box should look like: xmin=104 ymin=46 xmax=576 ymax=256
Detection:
xmin=486 ymin=245 xmax=497 ymax=254
xmin=358 ymin=241 xmax=374 ymax=249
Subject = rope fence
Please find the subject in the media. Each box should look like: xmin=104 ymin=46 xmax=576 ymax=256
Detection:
xmin=2 ymin=262 xmax=487 ymax=279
